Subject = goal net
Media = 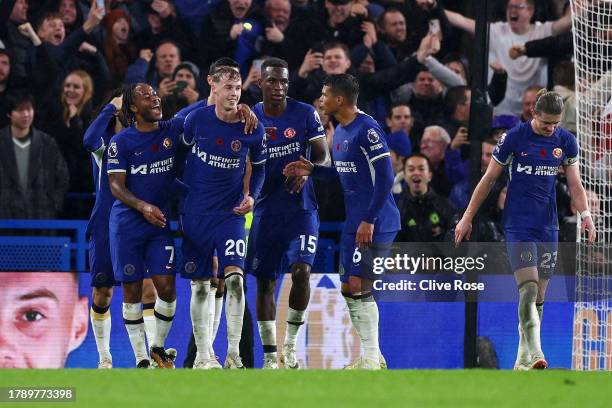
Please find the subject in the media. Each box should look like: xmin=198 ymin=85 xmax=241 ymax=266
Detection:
xmin=570 ymin=0 xmax=612 ymax=370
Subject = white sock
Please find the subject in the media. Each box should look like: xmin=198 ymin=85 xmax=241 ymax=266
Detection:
xmin=345 ymin=293 xmax=380 ymax=362
xmin=207 ymin=287 xmax=217 ymax=357
xmin=225 ymin=273 xmax=244 ymax=357
xmin=518 ymin=282 xmax=543 ymax=359
xmin=90 ymin=304 xmax=111 ymax=360
xmin=284 ymin=308 xmax=305 ymax=346
xmin=258 ymin=320 xmax=277 ymax=358
xmin=122 ymin=302 xmax=148 ymax=363
xmin=142 ymin=303 xmax=156 ymax=348
xmin=153 ymin=298 xmax=176 ymax=348
xmin=516 ymin=323 xmax=530 ymax=365
xmin=213 ymin=293 xmax=223 ymax=341
xmin=190 ymin=280 xmax=211 ymax=361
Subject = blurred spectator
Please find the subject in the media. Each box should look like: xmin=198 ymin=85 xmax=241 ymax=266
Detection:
xmin=24 ymin=4 xmax=107 ymax=108
xmin=199 ymin=0 xmax=265 ymax=76
xmin=438 ymin=85 xmax=470 ymax=140
xmin=552 ymin=60 xmax=576 ymax=134
xmin=395 ymin=153 xmax=456 ymax=242
xmin=385 ymin=104 xmax=413 ymax=175
xmin=102 ymin=8 xmax=137 ymax=87
xmin=124 ymin=40 xmax=181 ymax=90
xmin=520 ymin=85 xmax=540 ymax=122
xmin=260 ymin=0 xmax=327 ymax=71
xmin=161 ymin=61 xmax=202 ymax=118
xmin=393 ymin=69 xmax=445 ymax=144
xmin=318 ymin=0 xmax=364 ymax=50
xmin=134 ymin=0 xmax=196 ymax=62
xmin=0 ymin=49 xmax=27 ymax=129
xmin=378 ymin=7 xmax=412 ymax=62
xmin=0 ymin=0 xmax=31 ymax=79
xmin=39 ymin=70 xmax=93 ymax=218
xmin=445 ymin=0 xmax=571 ymax=115
xmin=418 ymin=125 xmax=450 ymax=195
xmin=45 ymin=0 xmax=85 ymax=37
xmin=0 ymin=92 xmax=69 ymax=219
xmin=490 ymin=114 xmax=520 ymax=142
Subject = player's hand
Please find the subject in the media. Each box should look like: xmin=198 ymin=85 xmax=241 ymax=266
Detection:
xmin=356 ymin=221 xmax=374 ymax=250
xmin=140 ymin=203 xmax=167 ymax=228
xmin=454 ymin=216 xmax=472 ymax=247
xmin=237 ymin=104 xmax=258 ymax=134
xmin=283 ymin=155 xmax=314 ymax=177
xmin=285 ymin=175 xmax=308 ymax=194
xmin=158 ymin=78 xmax=176 ymax=98
xmin=233 ymin=195 xmax=254 ymax=215
xmin=509 ymin=45 xmax=526 ymax=60
xmin=110 ymin=95 xmax=123 ymax=111
xmin=581 ymin=215 xmax=597 ymax=243
xmin=450 ymin=127 xmax=470 ymax=150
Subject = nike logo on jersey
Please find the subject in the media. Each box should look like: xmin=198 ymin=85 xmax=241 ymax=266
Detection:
xmin=134 ymin=151 xmax=144 ymax=156
xmin=520 ymin=152 xmax=528 ymax=156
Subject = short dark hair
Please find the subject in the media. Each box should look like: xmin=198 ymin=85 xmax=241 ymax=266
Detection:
xmin=323 ymin=74 xmax=359 ymax=105
xmin=553 ymin=61 xmax=575 ymax=89
xmin=387 ymin=103 xmax=410 ymax=118
xmin=0 ymin=48 xmax=10 ymax=59
xmin=36 ymin=12 xmax=63 ymax=31
xmin=483 ymin=137 xmax=497 ymax=146
xmin=323 ymin=41 xmax=350 ymax=60
xmin=209 ymin=57 xmax=239 ymax=75
xmin=261 ymin=57 xmax=288 ymax=72
xmin=445 ymin=85 xmax=470 ymax=115
xmin=534 ymin=88 xmax=564 ymax=116
xmin=155 ymin=40 xmax=181 ymax=59
xmin=378 ymin=7 xmax=404 ymax=28
xmin=6 ymin=91 xmax=34 ymax=113
xmin=404 ymin=153 xmax=432 ymax=172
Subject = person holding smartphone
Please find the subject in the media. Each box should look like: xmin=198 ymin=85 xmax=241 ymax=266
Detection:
xmin=160 ymin=61 xmax=202 ymax=118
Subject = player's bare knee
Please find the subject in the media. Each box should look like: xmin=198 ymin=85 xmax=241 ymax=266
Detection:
xmin=348 ymin=278 xmax=363 ymax=295
xmin=291 ymin=263 xmax=311 ymax=286
xmin=217 ymin=278 xmax=225 ymax=293
xmin=257 ymin=278 xmax=275 ymax=297
xmin=93 ymin=287 xmax=113 ymax=307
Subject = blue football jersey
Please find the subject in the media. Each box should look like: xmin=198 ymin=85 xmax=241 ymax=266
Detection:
xmin=252 ymin=98 xmax=326 ymax=215
xmin=106 ymin=117 xmax=184 ymax=225
xmin=175 ymin=99 xmax=207 ymax=119
xmin=332 ymin=112 xmax=400 ymax=234
xmin=84 ymin=104 xmax=117 ymax=235
xmin=492 ymin=121 xmax=579 ymax=231
xmin=182 ymin=105 xmax=267 ymax=215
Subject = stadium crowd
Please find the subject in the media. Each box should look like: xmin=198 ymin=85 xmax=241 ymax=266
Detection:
xmin=0 ymin=0 xmax=592 ymax=243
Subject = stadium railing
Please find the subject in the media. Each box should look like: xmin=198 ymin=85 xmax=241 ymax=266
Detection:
xmin=0 ymin=220 xmax=343 ymax=272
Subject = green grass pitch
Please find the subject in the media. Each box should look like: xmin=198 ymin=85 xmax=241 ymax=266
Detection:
xmin=1 ymin=370 xmax=611 ymax=408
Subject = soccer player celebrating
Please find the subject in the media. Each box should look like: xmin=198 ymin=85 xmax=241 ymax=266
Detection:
xmin=180 ymin=67 xmax=266 ymax=369
xmin=455 ymin=89 xmax=596 ymax=370
xmin=84 ymin=92 xmax=177 ymax=368
xmin=107 ymin=83 xmax=185 ymax=368
xmin=284 ymin=74 xmax=400 ymax=369
xmin=247 ymin=58 xmax=329 ymax=369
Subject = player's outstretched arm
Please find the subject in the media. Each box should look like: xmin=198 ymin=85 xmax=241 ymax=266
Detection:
xmin=108 ymin=173 xmax=167 ymax=228
xmin=286 ymin=136 xmax=331 ymax=194
xmin=454 ymin=159 xmax=504 ymax=246
xmin=565 ymin=164 xmax=596 ymax=243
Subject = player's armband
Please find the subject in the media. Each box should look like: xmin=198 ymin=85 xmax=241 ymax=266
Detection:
xmin=564 ymin=155 xmax=579 ymax=166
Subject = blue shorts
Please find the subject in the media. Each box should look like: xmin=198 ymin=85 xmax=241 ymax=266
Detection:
xmin=89 ymin=231 xmax=118 ymax=288
xmin=339 ymin=231 xmax=397 ymax=283
xmin=181 ymin=213 xmax=246 ymax=279
xmin=246 ymin=211 xmax=319 ymax=279
xmin=505 ymin=229 xmax=558 ymax=277
xmin=109 ymin=226 xmax=176 ymax=283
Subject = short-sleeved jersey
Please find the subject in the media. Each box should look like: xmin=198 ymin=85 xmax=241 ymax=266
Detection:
xmin=106 ymin=117 xmax=184 ymax=224
xmin=332 ymin=112 xmax=400 ymax=234
xmin=252 ymin=98 xmax=325 ymax=216
xmin=492 ymin=121 xmax=579 ymax=231
xmin=182 ymin=105 xmax=267 ymax=215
